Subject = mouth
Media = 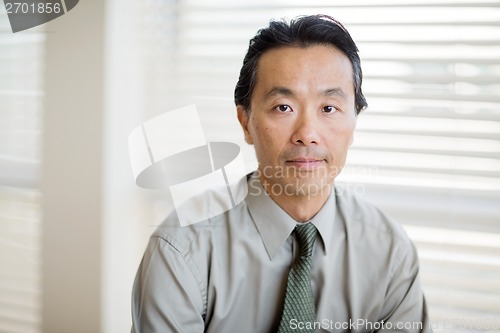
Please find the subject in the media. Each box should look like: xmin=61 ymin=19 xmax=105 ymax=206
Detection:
xmin=286 ymin=158 xmax=325 ymax=169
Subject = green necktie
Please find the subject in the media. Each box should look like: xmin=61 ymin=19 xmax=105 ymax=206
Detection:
xmin=278 ymin=223 xmax=318 ymax=333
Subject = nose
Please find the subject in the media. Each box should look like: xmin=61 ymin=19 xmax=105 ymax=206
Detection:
xmin=291 ymin=112 xmax=320 ymax=146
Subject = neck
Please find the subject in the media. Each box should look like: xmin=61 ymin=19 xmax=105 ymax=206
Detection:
xmin=261 ymin=179 xmax=332 ymax=222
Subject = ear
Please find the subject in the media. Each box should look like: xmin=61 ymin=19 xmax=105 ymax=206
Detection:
xmin=237 ymin=105 xmax=253 ymax=145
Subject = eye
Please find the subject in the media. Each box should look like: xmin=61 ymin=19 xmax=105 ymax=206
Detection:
xmin=322 ymin=105 xmax=337 ymax=114
xmin=275 ymin=105 xmax=292 ymax=113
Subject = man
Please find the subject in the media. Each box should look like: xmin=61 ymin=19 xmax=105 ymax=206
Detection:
xmin=132 ymin=14 xmax=432 ymax=332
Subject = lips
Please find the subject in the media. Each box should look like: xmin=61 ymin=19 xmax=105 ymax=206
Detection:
xmin=287 ymin=157 xmax=323 ymax=163
xmin=281 ymin=148 xmax=329 ymax=170
xmin=286 ymin=158 xmax=325 ymax=169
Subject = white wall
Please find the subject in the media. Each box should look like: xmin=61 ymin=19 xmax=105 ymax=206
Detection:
xmin=40 ymin=0 xmax=149 ymax=331
xmin=41 ymin=0 xmax=105 ymax=331
xmin=101 ymin=0 xmax=157 ymax=331
xmin=41 ymin=0 xmax=170 ymax=331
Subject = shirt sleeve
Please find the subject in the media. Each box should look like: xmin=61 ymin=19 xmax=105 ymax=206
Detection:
xmin=378 ymin=241 xmax=433 ymax=333
xmin=131 ymin=235 xmax=206 ymax=333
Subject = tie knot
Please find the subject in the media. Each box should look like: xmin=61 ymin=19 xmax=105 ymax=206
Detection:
xmin=294 ymin=223 xmax=317 ymax=257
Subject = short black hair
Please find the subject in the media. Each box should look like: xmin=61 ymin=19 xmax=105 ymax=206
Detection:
xmin=234 ymin=14 xmax=367 ymax=115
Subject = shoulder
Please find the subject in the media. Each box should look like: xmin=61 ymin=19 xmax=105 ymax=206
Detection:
xmin=333 ymin=185 xmax=416 ymax=271
xmin=149 ymin=198 xmax=249 ymax=255
xmin=334 ymin=185 xmax=409 ymax=240
xmin=333 ymin=186 xmax=420 ymax=279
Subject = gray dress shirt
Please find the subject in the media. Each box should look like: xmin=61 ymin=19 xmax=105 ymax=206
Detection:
xmin=132 ymin=173 xmax=432 ymax=332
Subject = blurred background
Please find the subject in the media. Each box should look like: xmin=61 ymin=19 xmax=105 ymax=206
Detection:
xmin=1 ymin=0 xmax=500 ymax=332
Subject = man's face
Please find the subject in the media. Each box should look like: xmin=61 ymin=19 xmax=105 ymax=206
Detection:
xmin=237 ymin=44 xmax=356 ymax=198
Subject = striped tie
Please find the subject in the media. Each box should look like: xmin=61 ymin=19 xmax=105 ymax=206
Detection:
xmin=278 ymin=223 xmax=318 ymax=333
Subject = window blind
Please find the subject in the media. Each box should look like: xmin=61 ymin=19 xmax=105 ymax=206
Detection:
xmin=134 ymin=0 xmax=500 ymax=331
xmin=0 ymin=7 xmax=44 ymax=333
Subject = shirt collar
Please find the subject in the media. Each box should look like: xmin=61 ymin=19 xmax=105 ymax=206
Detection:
xmin=246 ymin=173 xmax=335 ymax=260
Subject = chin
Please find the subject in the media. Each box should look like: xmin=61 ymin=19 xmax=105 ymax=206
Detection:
xmin=282 ymin=177 xmax=333 ymax=197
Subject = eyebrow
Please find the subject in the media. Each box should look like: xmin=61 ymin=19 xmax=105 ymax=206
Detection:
xmin=323 ymin=87 xmax=346 ymax=100
xmin=264 ymin=86 xmax=346 ymax=100
xmin=265 ymin=86 xmax=294 ymax=99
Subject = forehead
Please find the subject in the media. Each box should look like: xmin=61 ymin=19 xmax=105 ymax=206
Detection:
xmin=254 ymin=44 xmax=354 ymax=96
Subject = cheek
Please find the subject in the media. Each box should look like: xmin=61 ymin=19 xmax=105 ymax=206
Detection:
xmin=327 ymin=122 xmax=355 ymax=152
xmin=250 ymin=123 xmax=283 ymax=157
xmin=250 ymin=116 xmax=272 ymax=142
